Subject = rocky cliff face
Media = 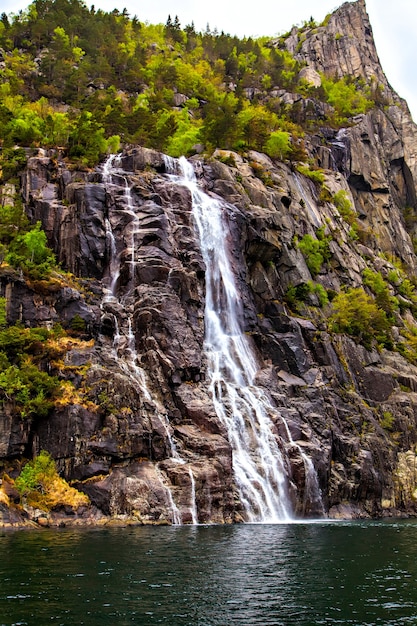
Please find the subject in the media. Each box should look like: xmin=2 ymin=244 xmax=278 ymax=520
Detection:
xmin=2 ymin=0 xmax=417 ymax=524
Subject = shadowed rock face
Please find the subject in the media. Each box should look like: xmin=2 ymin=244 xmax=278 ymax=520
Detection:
xmin=3 ymin=1 xmax=417 ymax=524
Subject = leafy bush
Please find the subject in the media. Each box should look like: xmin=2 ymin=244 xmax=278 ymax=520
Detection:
xmin=0 ymin=355 xmax=61 ymax=418
xmin=285 ymin=281 xmax=328 ymax=310
xmin=397 ymin=278 xmax=417 ymax=302
xmin=0 ymin=201 xmax=29 ymax=244
xmin=2 ymin=215 xmax=58 ymax=280
xmin=0 ymin=147 xmax=27 ymax=181
xmin=296 ymin=164 xmax=325 ymax=185
xmin=15 ymin=450 xmax=56 ymax=496
xmin=362 ymin=268 xmax=398 ymax=315
xmin=297 ymin=230 xmax=331 ymax=276
xmin=329 ymin=287 xmax=392 ymax=349
xmin=397 ymin=324 xmax=417 ymax=365
xmin=332 ymin=190 xmax=356 ymax=225
xmin=322 ymin=76 xmax=374 ymax=121
xmin=380 ymin=411 xmax=394 ymax=431
xmin=310 ymin=281 xmax=329 ymax=307
xmin=0 ymin=325 xmax=64 ymax=418
xmin=15 ymin=450 xmax=89 ymax=511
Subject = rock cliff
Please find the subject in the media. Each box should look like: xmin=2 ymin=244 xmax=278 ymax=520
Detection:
xmin=2 ymin=0 xmax=417 ymax=525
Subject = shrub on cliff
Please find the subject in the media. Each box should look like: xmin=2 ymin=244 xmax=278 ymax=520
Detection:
xmin=332 ymin=190 xmax=356 ymax=225
xmin=322 ymin=76 xmax=373 ymax=123
xmin=329 ymin=287 xmax=392 ymax=349
xmin=1 ymin=211 xmax=57 ymax=280
xmin=15 ymin=450 xmax=89 ymax=511
xmin=0 ymin=325 xmax=65 ymax=419
xmin=296 ymin=228 xmax=331 ymax=276
xmin=362 ymin=268 xmax=399 ymax=316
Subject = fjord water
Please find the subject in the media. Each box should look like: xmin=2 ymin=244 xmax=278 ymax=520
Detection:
xmin=2 ymin=521 xmax=417 ymax=625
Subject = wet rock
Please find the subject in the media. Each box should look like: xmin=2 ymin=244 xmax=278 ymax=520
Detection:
xmin=3 ymin=0 xmax=417 ymax=524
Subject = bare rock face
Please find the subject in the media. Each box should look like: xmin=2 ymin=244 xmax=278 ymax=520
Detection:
xmin=4 ymin=2 xmax=417 ymax=524
xmin=285 ymin=0 xmax=389 ymax=92
xmin=1 ymin=135 xmax=416 ymax=524
xmin=298 ymin=67 xmax=321 ymax=88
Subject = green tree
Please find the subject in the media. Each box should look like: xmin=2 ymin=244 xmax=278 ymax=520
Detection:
xmin=23 ymin=222 xmax=51 ymax=263
xmin=264 ymin=130 xmax=291 ymax=160
xmin=362 ymin=268 xmax=398 ymax=315
xmin=297 ymin=231 xmax=331 ymax=276
xmin=201 ymin=93 xmax=240 ymax=150
xmin=15 ymin=450 xmax=56 ymax=498
xmin=6 ymin=221 xmax=56 ymax=279
xmin=329 ymin=287 xmax=391 ymax=349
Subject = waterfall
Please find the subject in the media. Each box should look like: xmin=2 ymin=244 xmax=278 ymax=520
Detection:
xmin=166 ymin=156 xmax=323 ymax=522
xmin=100 ymin=154 xmax=199 ymax=525
xmin=100 ymin=155 xmax=152 ymax=400
xmin=166 ymin=157 xmax=291 ymax=522
xmin=99 ymin=153 xmax=323 ymax=524
xmin=188 ymin=468 xmax=198 ymax=525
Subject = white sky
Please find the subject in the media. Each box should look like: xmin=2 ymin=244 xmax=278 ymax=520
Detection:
xmin=2 ymin=0 xmax=417 ymax=121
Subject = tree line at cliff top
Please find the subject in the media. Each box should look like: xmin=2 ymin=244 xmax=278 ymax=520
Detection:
xmin=0 ymin=0 xmax=383 ymax=174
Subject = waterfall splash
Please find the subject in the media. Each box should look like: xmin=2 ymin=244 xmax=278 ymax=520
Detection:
xmin=166 ymin=156 xmax=323 ymax=522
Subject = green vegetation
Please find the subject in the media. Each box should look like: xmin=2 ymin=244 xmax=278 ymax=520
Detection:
xmin=0 ymin=324 xmax=63 ymax=418
xmin=0 ymin=200 xmax=59 ymax=279
xmin=285 ymin=280 xmax=328 ymax=311
xmin=321 ymin=76 xmax=373 ymax=124
xmin=0 ymin=0 xmax=376 ymax=174
xmin=362 ymin=268 xmax=399 ymax=315
xmin=379 ymin=411 xmax=394 ymax=431
xmin=296 ymin=164 xmax=326 ymax=185
xmin=332 ymin=190 xmax=356 ymax=224
xmin=264 ymin=130 xmax=292 ymax=160
xmin=397 ymin=324 xmax=417 ymax=365
xmin=296 ymin=227 xmax=331 ymax=276
xmin=6 ymin=220 xmax=57 ymax=279
xmin=15 ymin=450 xmax=56 ymax=496
xmin=0 ymin=318 xmax=95 ymax=419
xmin=0 ymin=297 xmax=6 ymax=328
xmin=328 ymin=287 xmax=391 ymax=350
xmin=15 ymin=450 xmax=89 ymax=510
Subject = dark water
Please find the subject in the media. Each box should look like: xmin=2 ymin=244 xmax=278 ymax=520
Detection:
xmin=1 ymin=521 xmax=417 ymax=625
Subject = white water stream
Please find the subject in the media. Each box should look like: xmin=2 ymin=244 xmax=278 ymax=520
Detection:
xmin=101 ymin=155 xmax=151 ymax=397
xmin=101 ymin=155 xmax=198 ymax=524
xmin=166 ymin=156 xmax=324 ymax=522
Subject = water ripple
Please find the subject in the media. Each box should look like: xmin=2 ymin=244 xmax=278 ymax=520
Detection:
xmin=1 ymin=522 xmax=417 ymax=625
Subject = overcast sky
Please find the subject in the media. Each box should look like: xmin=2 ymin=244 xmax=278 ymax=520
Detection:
xmin=3 ymin=0 xmax=417 ymax=120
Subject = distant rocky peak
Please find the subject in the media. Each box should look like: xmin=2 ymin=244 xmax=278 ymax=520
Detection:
xmin=283 ymin=0 xmax=392 ymax=95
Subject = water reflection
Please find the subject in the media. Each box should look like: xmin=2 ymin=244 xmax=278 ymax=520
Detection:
xmin=1 ymin=521 xmax=417 ymax=625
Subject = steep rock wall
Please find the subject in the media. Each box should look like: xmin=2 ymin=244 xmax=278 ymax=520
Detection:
xmin=1 ymin=136 xmax=417 ymax=522
xmin=2 ymin=0 xmax=417 ymax=523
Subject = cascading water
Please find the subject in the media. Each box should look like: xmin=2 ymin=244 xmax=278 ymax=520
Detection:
xmin=100 ymin=154 xmax=199 ymax=524
xmin=166 ymin=156 xmax=324 ymax=522
xmin=101 ymin=155 xmax=151 ymax=397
